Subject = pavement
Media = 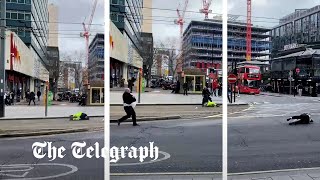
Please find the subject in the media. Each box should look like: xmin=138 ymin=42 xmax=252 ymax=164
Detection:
xmin=0 ymin=131 xmax=104 ymax=179
xmin=0 ymin=104 xmax=104 ymax=119
xmin=0 ymin=117 xmax=104 ymax=138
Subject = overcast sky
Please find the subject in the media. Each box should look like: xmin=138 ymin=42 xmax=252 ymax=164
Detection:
xmin=152 ymin=0 xmax=320 ymax=43
xmin=48 ymin=0 xmax=104 ymax=55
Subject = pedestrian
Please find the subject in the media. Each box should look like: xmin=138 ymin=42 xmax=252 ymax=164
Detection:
xmin=37 ymin=90 xmax=41 ymax=101
xmin=25 ymin=89 xmax=30 ymax=102
xmin=175 ymin=80 xmax=180 ymax=94
xmin=117 ymin=88 xmax=139 ymax=126
xmin=28 ymin=91 xmax=36 ymax=105
xmin=10 ymin=91 xmax=14 ymax=105
xmin=128 ymin=77 xmax=135 ymax=92
xmin=212 ymin=79 xmax=218 ymax=97
xmin=4 ymin=92 xmax=11 ymax=106
xmin=183 ymin=81 xmax=188 ymax=96
xmin=202 ymin=86 xmax=212 ymax=106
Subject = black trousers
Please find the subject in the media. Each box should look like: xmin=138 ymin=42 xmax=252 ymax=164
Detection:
xmin=118 ymin=106 xmax=137 ymax=125
xmin=29 ymin=98 xmax=35 ymax=105
xmin=183 ymin=89 xmax=188 ymax=95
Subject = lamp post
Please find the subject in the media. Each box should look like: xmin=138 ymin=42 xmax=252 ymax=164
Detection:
xmin=0 ymin=0 xmax=6 ymax=117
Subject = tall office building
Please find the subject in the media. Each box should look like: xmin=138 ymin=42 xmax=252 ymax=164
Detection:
xmin=142 ymin=0 xmax=152 ymax=33
xmin=48 ymin=3 xmax=58 ymax=47
xmin=110 ymin=0 xmax=144 ymax=87
xmin=89 ymin=33 xmax=104 ymax=85
xmin=182 ymin=19 xmax=271 ymax=70
xmin=271 ymin=5 xmax=320 ymax=57
xmin=6 ymin=0 xmax=49 ymax=65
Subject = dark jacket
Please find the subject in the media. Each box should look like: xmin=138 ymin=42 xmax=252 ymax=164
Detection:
xmin=183 ymin=82 xmax=188 ymax=90
xmin=123 ymin=92 xmax=136 ymax=105
xmin=37 ymin=91 xmax=41 ymax=97
xmin=30 ymin=92 xmax=35 ymax=99
xmin=202 ymin=88 xmax=210 ymax=97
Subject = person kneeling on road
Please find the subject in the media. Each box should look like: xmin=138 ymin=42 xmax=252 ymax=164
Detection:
xmin=70 ymin=112 xmax=90 ymax=121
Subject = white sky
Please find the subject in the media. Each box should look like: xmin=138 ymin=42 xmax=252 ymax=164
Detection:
xmin=48 ymin=0 xmax=104 ymax=55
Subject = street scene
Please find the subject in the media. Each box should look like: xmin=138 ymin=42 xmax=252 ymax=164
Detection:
xmin=227 ymin=0 xmax=320 ymax=179
xmin=0 ymin=0 xmax=104 ymax=179
xmin=110 ymin=0 xmax=227 ymax=178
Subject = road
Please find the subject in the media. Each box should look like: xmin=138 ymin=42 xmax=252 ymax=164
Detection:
xmin=111 ymin=118 xmax=222 ymax=174
xmin=229 ymin=94 xmax=320 ymax=173
xmin=0 ymin=131 xmax=103 ymax=180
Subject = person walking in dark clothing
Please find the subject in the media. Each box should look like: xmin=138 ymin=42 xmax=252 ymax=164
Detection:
xmin=37 ymin=91 xmax=41 ymax=101
xmin=28 ymin=91 xmax=36 ymax=105
xmin=183 ymin=82 xmax=188 ymax=95
xmin=118 ymin=88 xmax=139 ymax=126
xmin=128 ymin=77 xmax=135 ymax=92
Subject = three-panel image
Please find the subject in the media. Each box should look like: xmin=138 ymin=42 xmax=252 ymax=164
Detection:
xmin=0 ymin=0 xmax=319 ymax=179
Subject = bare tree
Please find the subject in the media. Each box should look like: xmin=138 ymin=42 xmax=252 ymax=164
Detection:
xmin=60 ymin=51 xmax=86 ymax=91
xmin=156 ymin=37 xmax=184 ymax=81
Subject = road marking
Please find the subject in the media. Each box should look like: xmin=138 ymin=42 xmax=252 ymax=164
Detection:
xmin=228 ymin=166 xmax=320 ymax=176
xmin=111 ymin=172 xmax=222 ymax=176
xmin=111 ymin=151 xmax=170 ymax=166
xmin=205 ymin=105 xmax=254 ymax=118
xmin=0 ymin=163 xmax=78 ymax=180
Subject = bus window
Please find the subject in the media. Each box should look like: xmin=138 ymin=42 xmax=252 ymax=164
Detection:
xmin=249 ymin=68 xmax=260 ymax=74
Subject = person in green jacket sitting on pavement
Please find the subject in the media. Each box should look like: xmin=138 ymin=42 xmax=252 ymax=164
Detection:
xmin=70 ymin=112 xmax=89 ymax=121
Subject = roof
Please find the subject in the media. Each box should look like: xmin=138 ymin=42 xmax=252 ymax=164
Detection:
xmin=273 ymin=48 xmax=320 ymax=60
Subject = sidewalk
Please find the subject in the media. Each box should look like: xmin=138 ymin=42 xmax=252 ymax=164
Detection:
xmin=228 ymin=168 xmax=320 ymax=180
xmin=1 ymin=105 xmax=104 ymax=119
xmin=0 ymin=117 xmax=104 ymax=137
xmin=110 ymin=91 xmax=222 ymax=105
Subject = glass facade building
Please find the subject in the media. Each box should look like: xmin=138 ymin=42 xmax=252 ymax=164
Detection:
xmin=89 ymin=33 xmax=104 ymax=83
xmin=5 ymin=0 xmax=49 ymax=65
xmin=110 ymin=0 xmax=143 ymax=57
xmin=271 ymin=5 xmax=320 ymax=57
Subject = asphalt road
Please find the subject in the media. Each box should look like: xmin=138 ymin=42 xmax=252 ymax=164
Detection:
xmin=229 ymin=94 xmax=320 ymax=173
xmin=110 ymin=118 xmax=222 ymax=174
xmin=0 ymin=131 xmax=104 ymax=180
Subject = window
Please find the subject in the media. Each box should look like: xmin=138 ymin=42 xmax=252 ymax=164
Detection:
xmin=18 ymin=0 xmax=24 ymax=3
xmin=110 ymin=13 xmax=117 ymax=21
xmin=25 ymin=13 xmax=31 ymax=21
xmin=6 ymin=12 xmax=10 ymax=19
xmin=11 ymin=0 xmax=17 ymax=2
xmin=111 ymin=0 xmax=117 ymax=4
xmin=25 ymin=0 xmax=30 ymax=4
xmin=18 ymin=13 xmax=24 ymax=20
xmin=11 ymin=12 xmax=17 ymax=19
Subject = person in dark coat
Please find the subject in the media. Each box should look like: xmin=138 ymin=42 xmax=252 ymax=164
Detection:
xmin=37 ymin=91 xmax=41 ymax=101
xmin=118 ymin=88 xmax=139 ymax=126
xmin=28 ymin=91 xmax=36 ymax=105
xmin=175 ymin=80 xmax=180 ymax=94
xmin=183 ymin=82 xmax=188 ymax=96
xmin=287 ymin=113 xmax=313 ymax=125
xmin=202 ymin=87 xmax=212 ymax=106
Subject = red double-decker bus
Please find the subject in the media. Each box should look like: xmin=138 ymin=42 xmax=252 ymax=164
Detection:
xmin=236 ymin=65 xmax=262 ymax=94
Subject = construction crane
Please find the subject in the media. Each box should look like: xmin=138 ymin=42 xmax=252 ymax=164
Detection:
xmin=200 ymin=0 xmax=213 ymax=19
xmin=81 ymin=0 xmax=98 ymax=65
xmin=246 ymin=0 xmax=252 ymax=61
xmin=174 ymin=0 xmax=189 ymax=40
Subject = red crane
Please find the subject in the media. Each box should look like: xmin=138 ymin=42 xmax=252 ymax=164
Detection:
xmin=174 ymin=0 xmax=189 ymax=39
xmin=81 ymin=0 xmax=98 ymax=65
xmin=246 ymin=0 xmax=252 ymax=61
xmin=200 ymin=0 xmax=213 ymax=19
